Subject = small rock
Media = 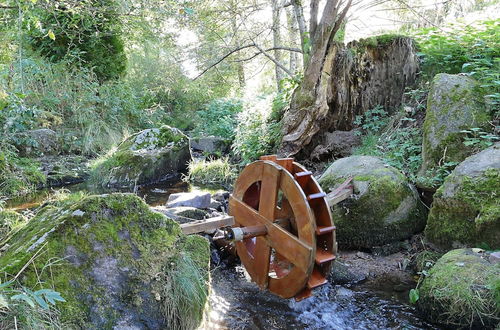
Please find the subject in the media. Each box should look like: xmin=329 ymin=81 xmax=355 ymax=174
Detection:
xmin=208 ymin=199 xmax=223 ymax=211
xmin=489 ymin=251 xmax=500 ymax=264
xmin=212 ymin=191 xmax=230 ymax=202
xmin=166 ymin=191 xmax=211 ymax=209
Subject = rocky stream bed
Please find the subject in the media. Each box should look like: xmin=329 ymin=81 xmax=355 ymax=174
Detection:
xmin=5 ymin=180 xmax=441 ymax=330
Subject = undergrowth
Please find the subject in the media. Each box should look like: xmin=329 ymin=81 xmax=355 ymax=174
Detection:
xmin=184 ymin=157 xmax=236 ymax=187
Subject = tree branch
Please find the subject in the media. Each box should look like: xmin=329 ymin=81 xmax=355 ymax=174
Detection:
xmin=193 ymin=43 xmax=298 ymax=80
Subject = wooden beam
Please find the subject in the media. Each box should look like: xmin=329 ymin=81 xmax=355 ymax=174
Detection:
xmin=180 ymin=215 xmax=235 ymax=235
xmin=326 ymin=187 xmax=353 ymax=207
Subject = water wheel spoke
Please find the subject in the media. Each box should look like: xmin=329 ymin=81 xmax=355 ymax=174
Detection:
xmin=229 ymin=197 xmax=264 ymax=227
xmin=267 ymin=223 xmax=312 ymax=274
xmin=258 ymin=164 xmax=281 ymax=220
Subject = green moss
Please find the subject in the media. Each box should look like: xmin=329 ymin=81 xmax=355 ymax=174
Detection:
xmin=90 ymin=125 xmax=191 ymax=189
xmin=356 ymin=34 xmax=404 ymax=49
xmin=322 ymin=173 xmax=425 ymax=248
xmin=419 ymin=74 xmax=492 ymax=180
xmin=0 ymin=193 xmax=209 ymax=329
xmin=418 ymin=249 xmax=499 ymax=328
xmin=426 ymin=169 xmax=500 ymax=249
xmin=415 ymin=250 xmax=443 ymax=273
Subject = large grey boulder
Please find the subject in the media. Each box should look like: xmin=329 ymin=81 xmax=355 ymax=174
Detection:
xmin=90 ymin=125 xmax=191 ymax=189
xmin=419 ymin=74 xmax=490 ymax=183
xmin=15 ymin=128 xmax=59 ymax=156
xmin=319 ymin=156 xmax=426 ymax=249
xmin=0 ymin=193 xmax=210 ymax=329
xmin=190 ymin=136 xmax=230 ymax=155
xmin=166 ymin=191 xmax=211 ymax=209
xmin=417 ymin=249 xmax=499 ymax=328
xmin=425 ymin=143 xmax=500 ymax=249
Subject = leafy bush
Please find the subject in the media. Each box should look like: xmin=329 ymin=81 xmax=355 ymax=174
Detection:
xmin=354 ymin=109 xmax=423 ymax=181
xmin=232 ymin=96 xmax=282 ymax=165
xmin=26 ymin=0 xmax=126 ymax=81
xmin=193 ymin=98 xmax=242 ymax=140
xmin=414 ymin=19 xmax=500 ymax=115
xmin=353 ymin=105 xmax=389 ymax=134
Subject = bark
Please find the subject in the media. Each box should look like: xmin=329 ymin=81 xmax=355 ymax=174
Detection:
xmin=291 ymin=0 xmax=307 ymax=60
xmin=286 ymin=6 xmax=299 ymax=74
xmin=230 ymin=0 xmax=246 ymax=90
xmin=279 ymin=36 xmax=419 ymax=158
xmin=272 ymin=0 xmax=285 ymax=90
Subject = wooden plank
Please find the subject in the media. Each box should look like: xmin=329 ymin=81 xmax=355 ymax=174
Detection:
xmin=276 ymin=157 xmax=294 ymax=172
xmin=326 ymin=187 xmax=353 ymax=207
xmin=180 ymin=215 xmax=235 ymax=235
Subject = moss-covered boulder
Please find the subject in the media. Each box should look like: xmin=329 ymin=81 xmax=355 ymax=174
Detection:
xmin=91 ymin=125 xmax=191 ymax=189
xmin=0 ymin=193 xmax=210 ymax=329
xmin=0 ymin=209 xmax=26 ymax=241
xmin=417 ymin=249 xmax=500 ymax=328
xmin=425 ymin=143 xmax=500 ymax=249
xmin=419 ymin=74 xmax=490 ymax=186
xmin=319 ymin=156 xmax=426 ymax=249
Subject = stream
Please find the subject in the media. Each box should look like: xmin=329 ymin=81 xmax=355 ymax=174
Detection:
xmin=5 ymin=182 xmax=438 ymax=330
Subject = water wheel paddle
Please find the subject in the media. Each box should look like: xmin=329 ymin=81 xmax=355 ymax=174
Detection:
xmin=228 ymin=155 xmax=336 ymax=300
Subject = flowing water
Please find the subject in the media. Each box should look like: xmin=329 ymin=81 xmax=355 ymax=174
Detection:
xmin=208 ymin=264 xmax=437 ymax=330
xmin=5 ymin=182 xmax=437 ymax=329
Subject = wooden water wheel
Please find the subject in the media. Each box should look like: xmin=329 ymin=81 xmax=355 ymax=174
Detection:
xmin=228 ymin=155 xmax=336 ymax=300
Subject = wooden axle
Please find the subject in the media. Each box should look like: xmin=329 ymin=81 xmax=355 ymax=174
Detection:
xmin=224 ymin=225 xmax=268 ymax=241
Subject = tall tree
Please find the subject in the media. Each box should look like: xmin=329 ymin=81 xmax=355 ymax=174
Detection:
xmin=279 ymin=0 xmax=352 ymax=156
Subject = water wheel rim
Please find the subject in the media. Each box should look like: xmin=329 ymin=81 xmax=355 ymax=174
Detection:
xmin=229 ymin=160 xmax=318 ymax=298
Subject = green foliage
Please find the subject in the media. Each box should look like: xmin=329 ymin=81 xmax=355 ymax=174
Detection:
xmin=409 ymin=288 xmax=419 ymax=304
xmin=232 ymin=97 xmax=282 ymax=165
xmin=26 ymin=0 xmax=126 ymax=81
xmin=193 ymin=98 xmax=242 ymax=140
xmin=354 ymin=109 xmax=423 ymax=181
xmin=0 ymin=280 xmax=64 ymax=328
xmin=460 ymin=127 xmax=500 ymax=151
xmin=0 ymin=146 xmax=46 ymax=198
xmin=354 ymin=105 xmax=389 ymax=135
xmin=184 ymin=157 xmax=236 ymax=187
xmin=416 ymin=161 xmax=458 ymax=189
xmin=271 ymin=75 xmax=301 ymax=122
xmin=414 ymin=20 xmax=500 ymax=115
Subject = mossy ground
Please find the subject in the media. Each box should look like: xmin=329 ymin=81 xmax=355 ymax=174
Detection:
xmin=0 ymin=209 xmax=27 ymax=241
xmin=0 ymin=193 xmax=210 ymax=329
xmin=425 ymin=169 xmax=500 ymax=249
xmin=418 ymin=249 xmax=499 ymax=328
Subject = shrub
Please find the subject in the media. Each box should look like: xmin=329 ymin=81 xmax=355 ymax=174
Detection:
xmin=353 ymin=108 xmax=422 ymax=181
xmin=414 ymin=20 xmax=500 ymax=115
xmin=193 ymin=98 xmax=242 ymax=140
xmin=26 ymin=0 xmax=126 ymax=81
xmin=232 ymin=96 xmax=282 ymax=165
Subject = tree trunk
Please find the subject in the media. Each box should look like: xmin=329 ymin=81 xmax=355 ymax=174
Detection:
xmin=279 ymin=36 xmax=419 ymax=158
xmin=291 ymin=0 xmax=307 ymax=66
xmin=286 ymin=6 xmax=299 ymax=74
xmin=278 ymin=0 xmax=353 ymax=156
xmin=272 ymin=0 xmax=285 ymax=90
